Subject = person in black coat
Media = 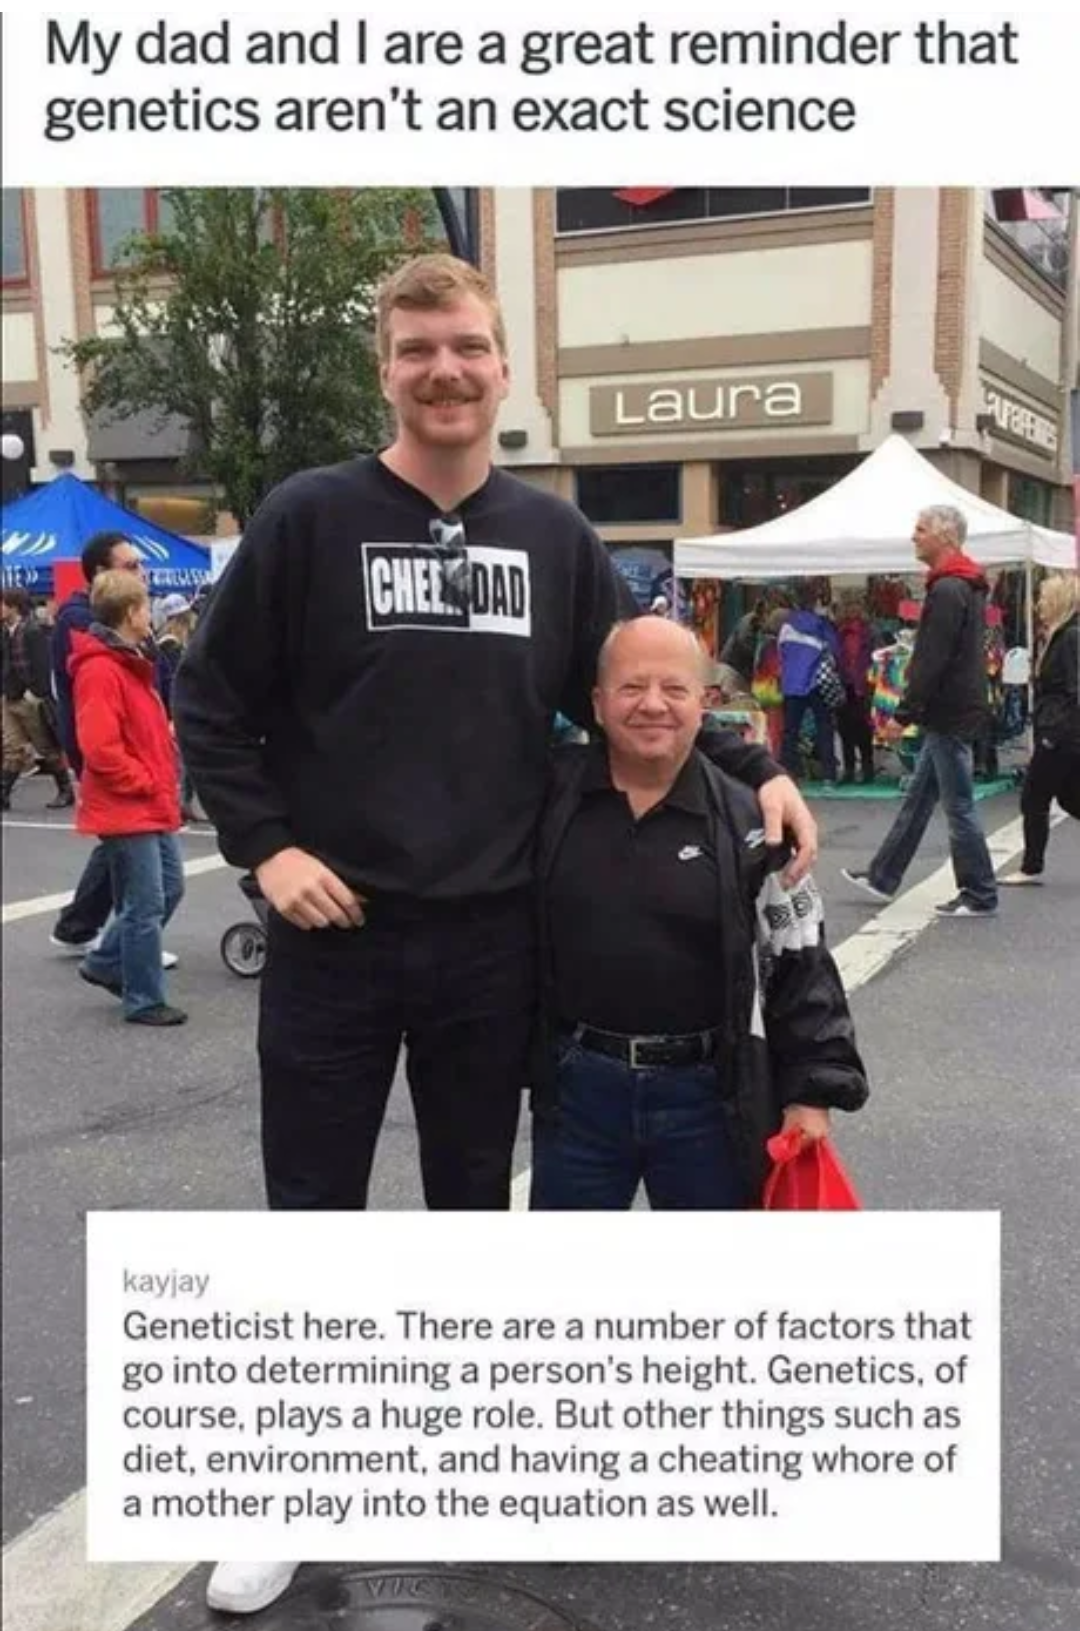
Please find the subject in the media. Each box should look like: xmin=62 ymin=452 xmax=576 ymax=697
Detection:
xmin=1002 ymin=573 xmax=1080 ymax=884
xmin=1 ymin=587 xmax=72 ymax=810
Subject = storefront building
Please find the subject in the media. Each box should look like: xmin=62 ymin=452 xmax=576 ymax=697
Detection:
xmin=3 ymin=185 xmax=1076 ymax=552
xmin=481 ymin=186 xmax=1078 ymax=611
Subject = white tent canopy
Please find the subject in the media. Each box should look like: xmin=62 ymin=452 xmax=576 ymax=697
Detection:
xmin=675 ymin=434 xmax=1075 ymax=581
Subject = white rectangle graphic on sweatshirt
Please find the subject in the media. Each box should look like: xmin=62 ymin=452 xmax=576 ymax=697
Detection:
xmin=362 ymin=544 xmax=531 ymax=637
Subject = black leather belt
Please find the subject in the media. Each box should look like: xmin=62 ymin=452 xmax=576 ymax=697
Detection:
xmin=563 ymin=1023 xmax=721 ymax=1068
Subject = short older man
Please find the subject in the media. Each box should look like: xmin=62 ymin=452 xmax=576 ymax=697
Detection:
xmin=530 ymin=616 xmax=868 ymax=1210
xmin=843 ymin=504 xmax=998 ymax=916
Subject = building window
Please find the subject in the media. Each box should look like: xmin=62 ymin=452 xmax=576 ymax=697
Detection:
xmin=1008 ymin=474 xmax=1053 ymax=526
xmin=556 ymin=187 xmax=871 ymax=235
xmin=718 ymin=456 xmax=857 ymax=529
xmin=2 ymin=190 xmax=28 ymax=283
xmin=89 ymin=188 xmax=177 ymax=274
xmin=986 ymin=189 xmax=1071 ymax=289
xmin=576 ymin=464 xmax=681 ymax=524
xmin=1 ymin=409 xmax=34 ymax=502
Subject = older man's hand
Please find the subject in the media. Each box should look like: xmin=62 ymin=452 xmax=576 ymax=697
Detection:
xmin=782 ymin=1104 xmax=831 ymax=1144
xmin=758 ymin=774 xmax=818 ymax=885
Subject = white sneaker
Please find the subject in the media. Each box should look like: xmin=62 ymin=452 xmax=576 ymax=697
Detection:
xmin=49 ymin=931 xmax=102 ymax=957
xmin=840 ymin=868 xmax=894 ymax=904
xmin=206 ymin=1561 xmax=299 ymax=1614
xmin=162 ymin=950 xmax=179 ymax=969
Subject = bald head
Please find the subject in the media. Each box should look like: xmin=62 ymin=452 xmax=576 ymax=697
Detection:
xmin=597 ymin=617 xmax=710 ymax=686
xmin=593 ymin=616 xmax=708 ymax=780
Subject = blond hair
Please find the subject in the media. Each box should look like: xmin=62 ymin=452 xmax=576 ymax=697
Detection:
xmin=90 ymin=569 xmax=149 ymax=629
xmin=375 ymin=253 xmax=506 ymax=362
xmin=162 ymin=610 xmax=196 ymax=645
xmin=1037 ymin=572 xmax=1079 ymax=668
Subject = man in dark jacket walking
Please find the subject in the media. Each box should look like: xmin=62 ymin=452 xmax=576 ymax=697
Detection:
xmin=843 ymin=504 xmax=998 ymax=916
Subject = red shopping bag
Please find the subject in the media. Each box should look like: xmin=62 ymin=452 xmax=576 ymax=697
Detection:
xmin=762 ymin=1127 xmax=861 ymax=1210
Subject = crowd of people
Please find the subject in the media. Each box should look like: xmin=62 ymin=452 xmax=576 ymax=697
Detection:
xmin=711 ymin=567 xmax=1042 ymax=796
xmin=1 ymin=249 xmax=1077 ymax=1617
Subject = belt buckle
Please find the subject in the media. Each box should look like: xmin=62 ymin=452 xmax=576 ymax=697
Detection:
xmin=628 ymin=1036 xmax=651 ymax=1068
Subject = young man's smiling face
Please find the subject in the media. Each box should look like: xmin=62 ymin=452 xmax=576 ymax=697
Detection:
xmin=381 ymin=294 xmax=510 ymax=454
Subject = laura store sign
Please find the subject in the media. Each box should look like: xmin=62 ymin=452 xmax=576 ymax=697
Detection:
xmin=590 ymin=372 xmax=834 ymax=436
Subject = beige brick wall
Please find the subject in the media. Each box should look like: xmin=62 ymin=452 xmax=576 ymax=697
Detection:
xmin=532 ymin=189 xmax=558 ymax=435
xmin=478 ymin=188 xmax=497 ymax=286
xmin=66 ymin=190 xmax=95 ymax=344
xmin=681 ymin=461 xmax=716 ymax=535
xmin=24 ymin=191 xmax=50 ymax=425
xmin=934 ymin=189 xmax=969 ymax=416
xmin=869 ymin=189 xmax=894 ymax=396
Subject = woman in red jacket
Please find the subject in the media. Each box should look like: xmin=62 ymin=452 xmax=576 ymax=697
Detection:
xmin=70 ymin=570 xmax=187 ymax=1026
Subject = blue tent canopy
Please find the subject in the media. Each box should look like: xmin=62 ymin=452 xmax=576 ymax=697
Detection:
xmin=0 ymin=473 xmax=212 ymax=594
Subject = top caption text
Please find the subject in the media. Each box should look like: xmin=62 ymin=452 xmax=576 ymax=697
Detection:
xmin=1 ymin=3 xmax=1072 ymax=185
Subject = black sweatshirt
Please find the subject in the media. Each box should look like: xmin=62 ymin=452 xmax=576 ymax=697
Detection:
xmin=174 ymin=455 xmax=778 ymax=900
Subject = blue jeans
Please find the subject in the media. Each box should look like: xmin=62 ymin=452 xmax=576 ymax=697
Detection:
xmin=530 ymin=1039 xmax=748 ymax=1210
xmin=82 ymin=834 xmax=185 ymax=1017
xmin=781 ymin=692 xmax=837 ymax=781
xmin=868 ymin=731 xmax=997 ymax=907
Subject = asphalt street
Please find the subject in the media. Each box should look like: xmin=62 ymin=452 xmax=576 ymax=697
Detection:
xmin=2 ymin=774 xmax=1079 ymax=1631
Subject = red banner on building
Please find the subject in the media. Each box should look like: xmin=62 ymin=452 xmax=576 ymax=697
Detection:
xmin=612 ymin=188 xmax=676 ymax=208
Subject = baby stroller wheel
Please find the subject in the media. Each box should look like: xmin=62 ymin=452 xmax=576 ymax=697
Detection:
xmin=220 ymin=921 xmax=267 ymax=978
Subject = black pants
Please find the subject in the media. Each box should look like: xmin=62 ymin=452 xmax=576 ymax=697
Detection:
xmin=55 ymin=840 xmax=114 ymax=941
xmin=259 ymin=891 xmax=535 ymax=1210
xmin=1020 ymin=742 xmax=1080 ymax=873
xmin=973 ymin=720 xmax=999 ymax=781
xmin=837 ymin=686 xmax=874 ymax=778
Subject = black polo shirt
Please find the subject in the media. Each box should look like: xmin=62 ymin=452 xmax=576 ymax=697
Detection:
xmin=548 ymin=749 xmax=726 ymax=1034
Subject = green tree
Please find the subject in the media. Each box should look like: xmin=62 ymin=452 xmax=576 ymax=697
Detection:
xmin=65 ymin=188 xmax=438 ymax=526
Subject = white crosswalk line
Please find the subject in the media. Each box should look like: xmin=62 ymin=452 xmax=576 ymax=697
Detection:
xmin=2 ymin=855 xmax=229 ymax=925
xmin=1 ymin=1492 xmax=190 ymax=1631
xmin=1 ymin=820 xmax=219 ymax=838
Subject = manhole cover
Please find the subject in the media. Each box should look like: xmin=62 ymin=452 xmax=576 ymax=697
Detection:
xmin=259 ymin=1567 xmax=587 ymax=1630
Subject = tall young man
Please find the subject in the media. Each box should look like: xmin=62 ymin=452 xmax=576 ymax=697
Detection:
xmin=175 ymin=254 xmax=818 ymax=1616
